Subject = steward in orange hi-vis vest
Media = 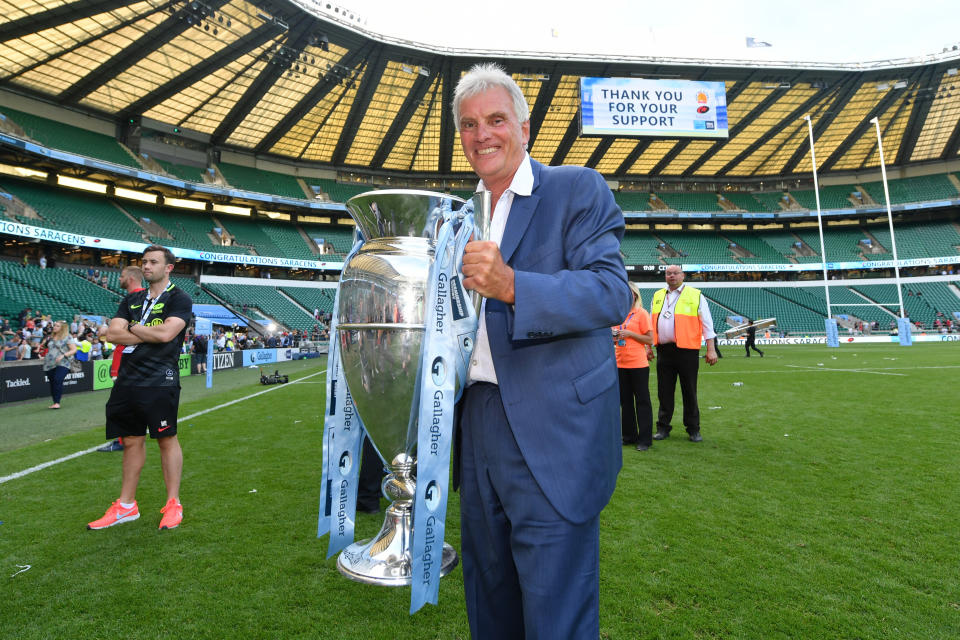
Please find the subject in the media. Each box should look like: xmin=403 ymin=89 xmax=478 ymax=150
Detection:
xmin=651 ymin=285 xmax=703 ymax=349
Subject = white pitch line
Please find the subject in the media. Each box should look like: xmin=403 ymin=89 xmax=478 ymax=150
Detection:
xmin=0 ymin=369 xmax=326 ymax=486
xmin=784 ymin=364 xmax=906 ymax=376
xmin=703 ymin=364 xmax=960 ymax=376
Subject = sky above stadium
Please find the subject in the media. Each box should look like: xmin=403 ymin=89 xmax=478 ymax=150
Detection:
xmin=332 ymin=0 xmax=960 ymax=65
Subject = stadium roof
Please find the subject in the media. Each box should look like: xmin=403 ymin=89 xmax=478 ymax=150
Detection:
xmin=1 ymin=0 xmax=959 ymax=181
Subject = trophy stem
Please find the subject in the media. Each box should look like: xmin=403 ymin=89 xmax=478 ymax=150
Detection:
xmin=336 ymin=458 xmax=458 ymax=586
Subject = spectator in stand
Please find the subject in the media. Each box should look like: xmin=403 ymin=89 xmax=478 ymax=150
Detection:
xmin=30 ymin=323 xmax=43 ymax=356
xmin=76 ymin=330 xmax=93 ymax=362
xmin=90 ymin=335 xmax=104 ymax=360
xmin=3 ymin=331 xmax=19 ymax=361
xmin=17 ymin=336 xmax=32 ymax=361
xmin=42 ymin=321 xmax=78 ymax=409
xmin=39 ymin=255 xmax=47 ymax=269
xmin=18 ymin=307 xmax=30 ymax=328
xmin=70 ymin=315 xmax=80 ymax=335
xmin=0 ymin=316 xmax=10 ymax=333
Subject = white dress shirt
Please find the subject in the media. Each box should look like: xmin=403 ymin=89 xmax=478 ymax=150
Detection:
xmin=467 ymin=154 xmax=534 ymax=385
xmin=656 ymin=283 xmax=717 ymax=345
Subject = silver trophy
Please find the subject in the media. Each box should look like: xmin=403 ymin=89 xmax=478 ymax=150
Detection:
xmin=335 ymin=189 xmax=490 ymax=586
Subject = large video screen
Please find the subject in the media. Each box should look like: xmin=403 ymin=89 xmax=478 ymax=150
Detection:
xmin=580 ymin=77 xmax=728 ymax=138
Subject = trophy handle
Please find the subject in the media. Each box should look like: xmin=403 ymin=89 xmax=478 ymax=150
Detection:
xmin=469 ymin=190 xmax=493 ymax=316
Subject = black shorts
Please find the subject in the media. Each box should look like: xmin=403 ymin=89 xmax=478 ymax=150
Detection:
xmin=106 ymin=386 xmax=180 ymax=439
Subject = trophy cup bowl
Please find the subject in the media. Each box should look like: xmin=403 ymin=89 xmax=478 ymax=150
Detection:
xmin=335 ymin=190 xmax=465 ymax=585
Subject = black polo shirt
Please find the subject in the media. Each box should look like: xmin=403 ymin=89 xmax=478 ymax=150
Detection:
xmin=114 ymin=283 xmax=193 ymax=387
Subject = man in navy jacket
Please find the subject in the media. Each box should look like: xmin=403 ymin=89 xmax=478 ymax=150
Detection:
xmin=455 ymin=62 xmax=631 ymax=639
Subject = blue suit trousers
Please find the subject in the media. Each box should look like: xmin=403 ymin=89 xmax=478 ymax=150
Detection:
xmin=459 ymin=383 xmax=600 ymax=640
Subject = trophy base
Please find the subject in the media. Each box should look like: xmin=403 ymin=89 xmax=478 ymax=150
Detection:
xmin=337 ymin=503 xmax=458 ymax=586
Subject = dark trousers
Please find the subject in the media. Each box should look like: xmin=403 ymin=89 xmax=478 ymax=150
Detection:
xmin=655 ymin=343 xmax=701 ymax=434
xmin=459 ymin=383 xmax=600 ymax=640
xmin=356 ymin=436 xmax=384 ymax=512
xmin=618 ymin=367 xmax=652 ymax=447
xmin=745 ymin=336 xmax=763 ymax=356
xmin=48 ymin=365 xmax=69 ymax=404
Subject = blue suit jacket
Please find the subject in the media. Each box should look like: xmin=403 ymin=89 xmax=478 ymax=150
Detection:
xmin=463 ymin=158 xmax=631 ymax=524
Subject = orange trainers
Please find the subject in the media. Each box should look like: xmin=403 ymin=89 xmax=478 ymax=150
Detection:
xmin=158 ymin=498 xmax=182 ymax=530
xmin=87 ymin=500 xmax=139 ymax=530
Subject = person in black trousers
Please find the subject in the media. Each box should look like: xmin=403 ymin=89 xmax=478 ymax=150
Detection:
xmin=651 ymin=266 xmax=719 ymax=443
xmin=356 ymin=436 xmax=384 ymax=514
xmin=613 ymin=283 xmax=655 ymax=451
xmin=745 ymin=319 xmax=764 ymax=357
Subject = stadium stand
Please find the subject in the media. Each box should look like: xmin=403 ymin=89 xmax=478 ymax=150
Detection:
xmin=861 ymin=174 xmax=959 ymax=205
xmin=656 ymin=231 xmax=736 ymax=263
xmin=655 ymin=191 xmax=724 ymax=213
xmin=790 ymin=185 xmax=858 ymax=210
xmin=759 ymin=231 xmax=808 ymax=261
xmin=613 ymin=191 xmax=652 ymax=212
xmin=301 ymin=224 xmax=355 ymax=258
xmin=825 ymin=286 xmax=897 ymax=327
xmin=171 ymin=275 xmax=218 ymax=305
xmin=794 ymin=227 xmax=866 ymax=262
xmin=876 ymin=221 xmax=960 ymax=259
xmin=751 ymin=192 xmax=790 ymax=212
xmin=620 ymin=232 xmax=663 ymax=263
xmin=0 ymin=261 xmax=120 ymax=320
xmin=279 ymin=287 xmax=337 ymax=316
xmin=262 ymin=223 xmax=319 ymax=261
xmin=154 ymin=158 xmax=208 ymax=183
xmin=218 ymin=217 xmax=287 ymax=258
xmin=722 ymin=232 xmax=784 ymax=263
xmin=0 ymin=179 xmax=145 ymax=243
xmin=719 ymin=192 xmax=772 ymax=213
xmin=0 ymin=107 xmax=139 ymax=169
xmin=119 ymin=202 xmax=250 ymax=255
xmin=706 ymin=286 xmax=826 ymax=334
xmin=217 ymin=163 xmax=307 ymax=200
xmin=850 ymin=282 xmax=960 ymax=328
xmin=311 ymin=178 xmax=372 ymax=203
xmin=203 ymin=283 xmax=319 ymax=330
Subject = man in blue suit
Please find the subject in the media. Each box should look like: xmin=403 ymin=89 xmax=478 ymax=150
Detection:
xmin=455 ymin=63 xmax=631 ymax=639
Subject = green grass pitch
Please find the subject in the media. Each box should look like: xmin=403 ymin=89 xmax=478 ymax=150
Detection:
xmin=1 ymin=344 xmax=958 ymax=639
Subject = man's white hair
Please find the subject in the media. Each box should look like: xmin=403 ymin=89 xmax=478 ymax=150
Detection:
xmin=452 ymin=62 xmax=529 ymax=131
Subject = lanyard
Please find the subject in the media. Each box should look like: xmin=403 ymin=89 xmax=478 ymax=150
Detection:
xmin=618 ymin=311 xmax=636 ymax=332
xmin=139 ymin=284 xmax=173 ymax=325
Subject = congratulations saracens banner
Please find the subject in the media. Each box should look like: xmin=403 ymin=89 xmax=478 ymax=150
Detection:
xmin=318 ymin=238 xmax=366 ymax=557
xmin=0 ymin=219 xmax=343 ymax=271
xmin=409 ymin=201 xmax=478 ymax=614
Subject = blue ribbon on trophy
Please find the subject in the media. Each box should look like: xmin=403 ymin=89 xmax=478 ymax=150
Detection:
xmin=318 ymin=237 xmax=368 ymax=556
xmin=318 ymin=190 xmax=487 ymax=612
xmin=409 ymin=200 xmax=478 ymax=613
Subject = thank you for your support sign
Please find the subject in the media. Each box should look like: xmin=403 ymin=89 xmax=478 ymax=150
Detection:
xmin=580 ymin=77 xmax=728 ymax=138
